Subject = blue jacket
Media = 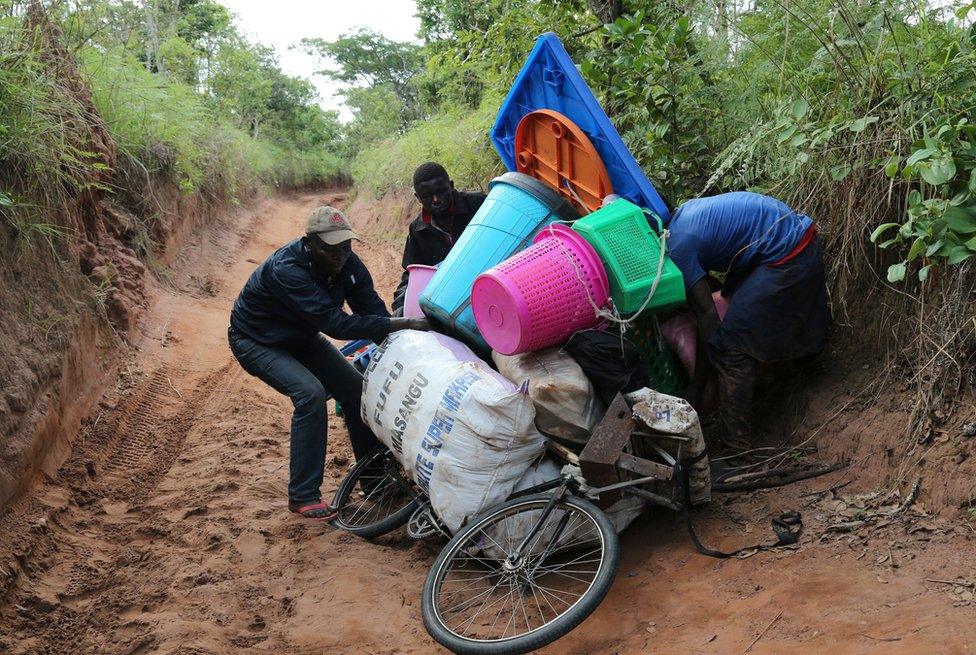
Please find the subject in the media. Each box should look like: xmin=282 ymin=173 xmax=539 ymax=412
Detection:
xmin=230 ymin=238 xmax=391 ymax=346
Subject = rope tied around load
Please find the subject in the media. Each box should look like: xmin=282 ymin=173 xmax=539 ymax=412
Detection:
xmin=542 ymin=205 xmax=670 ymax=337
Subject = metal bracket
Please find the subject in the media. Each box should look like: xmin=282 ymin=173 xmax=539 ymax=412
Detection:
xmin=580 ymin=393 xmax=636 ymax=507
xmin=580 ymin=392 xmax=678 ymax=508
xmin=616 ymin=452 xmax=673 ymax=481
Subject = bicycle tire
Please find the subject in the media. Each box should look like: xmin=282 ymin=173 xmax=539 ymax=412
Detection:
xmin=421 ymin=492 xmax=619 ymax=655
xmin=332 ymin=448 xmax=420 ymax=539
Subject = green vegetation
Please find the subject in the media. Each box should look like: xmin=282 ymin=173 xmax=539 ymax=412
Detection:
xmin=351 ymin=101 xmax=503 ymax=196
xmin=0 ymin=0 xmax=346 ymax=242
xmin=80 ymin=46 xmax=343 ymax=195
xmin=0 ymin=8 xmax=99 ymax=239
xmin=5 ymin=0 xmax=976 ymax=291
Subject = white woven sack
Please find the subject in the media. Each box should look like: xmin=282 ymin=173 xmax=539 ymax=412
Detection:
xmin=362 ymin=330 xmax=546 ymax=531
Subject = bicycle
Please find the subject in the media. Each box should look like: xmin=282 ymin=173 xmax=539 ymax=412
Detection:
xmin=332 ymin=386 xmax=689 ymax=655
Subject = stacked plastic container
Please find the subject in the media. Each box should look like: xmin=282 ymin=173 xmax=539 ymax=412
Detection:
xmin=402 ymin=264 xmax=437 ymax=319
xmin=419 ymin=172 xmax=579 ymax=350
xmin=418 ymin=31 xmax=691 ymax=399
xmin=471 ymin=224 xmax=610 ymax=355
xmin=571 ymin=199 xmax=685 ymax=315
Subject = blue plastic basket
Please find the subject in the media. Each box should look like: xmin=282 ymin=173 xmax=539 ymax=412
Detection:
xmin=491 ymin=33 xmax=671 ymax=222
xmin=419 ymin=172 xmax=579 ymax=351
xmin=333 ymin=339 xmax=376 ymax=417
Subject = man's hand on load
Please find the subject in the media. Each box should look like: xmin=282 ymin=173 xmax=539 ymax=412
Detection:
xmin=390 ymin=316 xmax=432 ymax=332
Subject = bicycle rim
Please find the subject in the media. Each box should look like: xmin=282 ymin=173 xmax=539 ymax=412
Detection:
xmin=333 ymin=449 xmax=417 ymax=534
xmin=426 ymin=495 xmax=616 ymax=651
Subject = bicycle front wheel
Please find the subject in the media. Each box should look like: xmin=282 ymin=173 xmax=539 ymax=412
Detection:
xmin=332 ymin=447 xmax=420 ymax=539
xmin=421 ymin=492 xmax=619 ymax=655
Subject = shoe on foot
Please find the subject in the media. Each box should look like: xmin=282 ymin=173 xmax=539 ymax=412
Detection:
xmin=288 ymin=499 xmax=338 ymax=521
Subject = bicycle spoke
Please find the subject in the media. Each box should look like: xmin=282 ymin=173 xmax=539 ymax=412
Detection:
xmin=441 ymin=573 xmax=499 ymax=596
xmin=531 ymin=568 xmax=595 ymax=586
xmin=336 ymin=451 xmax=414 ymax=530
xmin=434 ymin=497 xmax=609 ymax=644
xmin=518 ymin=585 xmax=532 ymax=633
xmin=530 ymin=567 xmax=600 ymax=575
xmin=528 ymin=578 xmax=587 ymax=599
xmin=531 ymin=581 xmax=585 ymax=604
xmin=474 ymin=525 xmax=515 ymax=557
xmin=532 ymin=583 xmax=576 ymax=608
xmin=441 ymin=570 xmax=497 ymax=586
xmin=443 ymin=583 xmax=501 ymax=619
xmin=501 ymin=582 xmax=518 ymax=638
xmin=450 ymin=549 xmax=507 ymax=569
xmin=486 ymin=581 xmax=510 ymax=637
xmin=528 ymin=578 xmax=549 ymax=626
xmin=450 ymin=575 xmax=514 ymax=634
xmin=532 ymin=585 xmax=559 ymax=623
xmin=531 ymin=546 xmax=603 ymax=570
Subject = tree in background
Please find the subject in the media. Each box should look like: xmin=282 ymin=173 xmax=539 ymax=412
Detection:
xmin=330 ymin=0 xmax=976 ymax=293
xmin=2 ymin=0 xmax=347 ymax=217
xmin=62 ymin=0 xmax=343 ymax=156
xmin=415 ymin=0 xmax=590 ymax=111
xmin=301 ymin=28 xmax=424 ymax=157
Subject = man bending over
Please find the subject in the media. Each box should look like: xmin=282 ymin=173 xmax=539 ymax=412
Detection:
xmin=666 ymin=192 xmax=829 ymax=450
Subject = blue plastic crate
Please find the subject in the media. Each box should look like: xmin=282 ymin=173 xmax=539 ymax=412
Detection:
xmin=490 ymin=32 xmax=672 ymax=222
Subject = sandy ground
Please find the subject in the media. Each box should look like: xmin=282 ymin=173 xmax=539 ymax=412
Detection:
xmin=1 ymin=191 xmax=975 ymax=655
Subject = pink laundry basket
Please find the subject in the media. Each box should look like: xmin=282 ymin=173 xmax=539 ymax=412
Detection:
xmin=472 ymin=223 xmax=610 ymax=355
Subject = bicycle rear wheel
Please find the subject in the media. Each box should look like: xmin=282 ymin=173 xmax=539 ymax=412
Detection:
xmin=332 ymin=447 xmax=420 ymax=539
xmin=422 ymin=492 xmax=619 ymax=655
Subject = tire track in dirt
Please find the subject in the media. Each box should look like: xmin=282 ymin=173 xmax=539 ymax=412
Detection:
xmin=0 ymin=191 xmax=400 ymax=655
xmin=95 ymin=368 xmax=178 ymax=487
xmin=90 ymin=364 xmax=234 ymax=501
xmin=0 ymin=361 xmax=235 ymax=655
xmin=0 ymin=195 xmax=296 ymax=654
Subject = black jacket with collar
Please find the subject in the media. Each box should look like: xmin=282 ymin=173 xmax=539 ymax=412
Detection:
xmin=230 ymin=238 xmax=391 ymax=346
xmin=392 ymin=189 xmax=487 ymax=312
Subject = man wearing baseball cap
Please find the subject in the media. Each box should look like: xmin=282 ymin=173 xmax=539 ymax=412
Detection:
xmin=228 ymin=205 xmax=429 ymax=520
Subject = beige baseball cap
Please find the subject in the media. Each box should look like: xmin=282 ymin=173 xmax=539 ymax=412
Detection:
xmin=305 ymin=206 xmax=360 ymax=245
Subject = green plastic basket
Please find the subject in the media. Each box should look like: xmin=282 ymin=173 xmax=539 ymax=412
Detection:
xmin=626 ymin=318 xmax=686 ymax=397
xmin=572 ymin=199 xmax=686 ymax=315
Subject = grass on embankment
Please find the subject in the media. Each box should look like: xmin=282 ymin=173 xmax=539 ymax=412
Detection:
xmin=79 ymin=45 xmax=346 ymax=201
xmin=351 ymin=100 xmax=505 ymax=198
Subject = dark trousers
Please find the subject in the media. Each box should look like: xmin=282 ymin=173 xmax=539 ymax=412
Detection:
xmin=707 ymin=237 xmax=828 ymax=446
xmin=228 ymin=327 xmax=380 ymax=504
xmin=710 ymin=349 xmax=757 ymax=446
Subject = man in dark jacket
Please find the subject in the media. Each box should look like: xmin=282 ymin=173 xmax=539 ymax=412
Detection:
xmin=391 ymin=162 xmax=486 ymax=313
xmin=228 ymin=206 xmax=428 ymax=519
xmin=667 ymin=192 xmax=828 ymax=451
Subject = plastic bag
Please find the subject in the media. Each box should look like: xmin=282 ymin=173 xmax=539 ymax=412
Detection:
xmin=625 ymin=388 xmax=711 ymax=505
xmin=563 ymin=330 xmax=650 ymax=406
xmin=361 ymin=330 xmax=546 ymax=532
xmin=659 ymin=291 xmax=729 ymax=377
xmin=493 ymin=348 xmax=604 ymax=445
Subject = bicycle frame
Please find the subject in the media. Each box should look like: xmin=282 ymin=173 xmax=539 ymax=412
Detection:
xmin=327 ymin=339 xmax=377 ymax=404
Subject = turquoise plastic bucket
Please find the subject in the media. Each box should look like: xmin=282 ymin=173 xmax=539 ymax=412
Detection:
xmin=419 ymin=172 xmax=579 ymax=351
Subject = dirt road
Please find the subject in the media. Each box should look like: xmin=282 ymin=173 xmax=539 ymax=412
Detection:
xmin=1 ymin=192 xmax=973 ymax=655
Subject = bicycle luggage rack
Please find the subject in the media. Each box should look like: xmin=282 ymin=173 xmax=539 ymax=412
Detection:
xmin=577 ymin=393 xmax=680 ymax=511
